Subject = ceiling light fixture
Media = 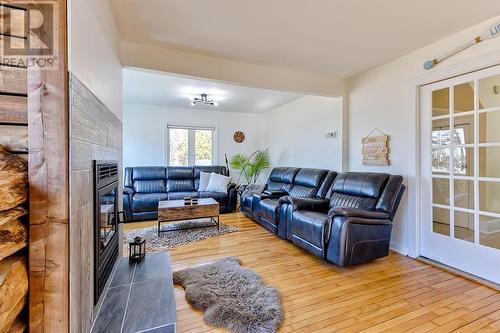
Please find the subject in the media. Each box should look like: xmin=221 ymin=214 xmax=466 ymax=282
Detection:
xmin=191 ymin=93 xmax=218 ymax=106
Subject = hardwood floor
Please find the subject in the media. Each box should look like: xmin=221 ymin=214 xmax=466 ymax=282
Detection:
xmin=124 ymin=213 xmax=500 ymax=332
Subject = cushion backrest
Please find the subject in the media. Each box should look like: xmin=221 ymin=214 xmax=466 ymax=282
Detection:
xmin=376 ymin=175 xmax=405 ymax=218
xmin=194 ymin=166 xmax=228 ymax=190
xmin=329 ymin=172 xmax=390 ymax=211
xmin=318 ymin=171 xmax=338 ymax=198
xmin=127 ymin=167 xmax=167 ymax=193
xmin=166 ymin=166 xmax=195 ymax=192
xmin=288 ymin=168 xmax=328 ymax=197
xmin=266 ymin=167 xmax=300 ymax=193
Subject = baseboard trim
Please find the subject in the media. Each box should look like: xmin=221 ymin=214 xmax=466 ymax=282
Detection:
xmin=390 ymin=242 xmax=408 ymax=256
xmin=417 ymin=256 xmax=500 ymax=292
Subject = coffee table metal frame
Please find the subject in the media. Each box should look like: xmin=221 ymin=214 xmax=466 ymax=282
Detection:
xmin=157 ymin=215 xmax=220 ymax=236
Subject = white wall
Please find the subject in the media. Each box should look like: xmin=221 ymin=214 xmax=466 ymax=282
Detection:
xmin=69 ymin=0 xmax=123 ymax=119
xmin=124 ymin=95 xmax=343 ymax=182
xmin=123 ymin=103 xmax=261 ymax=172
xmin=260 ymin=95 xmax=344 ymax=174
xmin=347 ymin=15 xmax=500 ymax=255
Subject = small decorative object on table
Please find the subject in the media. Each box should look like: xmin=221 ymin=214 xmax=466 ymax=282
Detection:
xmin=129 ymin=236 xmax=146 ymax=263
xmin=191 ymin=197 xmax=198 ymax=205
xmin=184 ymin=197 xmax=192 ymax=205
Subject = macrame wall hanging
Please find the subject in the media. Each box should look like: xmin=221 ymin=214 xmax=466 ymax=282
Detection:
xmin=362 ymin=128 xmax=389 ymax=166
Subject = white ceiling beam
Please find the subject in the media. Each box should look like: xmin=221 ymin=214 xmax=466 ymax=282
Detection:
xmin=120 ymin=40 xmax=346 ymax=97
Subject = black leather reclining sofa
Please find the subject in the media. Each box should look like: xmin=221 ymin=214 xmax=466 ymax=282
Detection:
xmin=240 ymin=168 xmax=405 ymax=266
xmin=241 ymin=167 xmax=337 ymax=237
xmin=123 ymin=166 xmax=237 ymax=222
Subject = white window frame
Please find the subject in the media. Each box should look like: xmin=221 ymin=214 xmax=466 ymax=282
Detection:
xmin=165 ymin=123 xmax=219 ymax=166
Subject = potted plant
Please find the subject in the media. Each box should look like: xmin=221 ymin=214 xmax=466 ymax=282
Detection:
xmin=229 ymin=149 xmax=271 ymax=192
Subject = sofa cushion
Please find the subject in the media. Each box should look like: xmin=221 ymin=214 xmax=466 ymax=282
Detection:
xmin=258 ymin=198 xmax=280 ymax=225
xmin=197 ymin=171 xmax=211 ymax=191
xmin=194 ymin=166 xmax=227 ymax=177
xmin=194 ymin=166 xmax=228 ymax=189
xmin=268 ymin=167 xmax=300 ymax=183
xmin=167 ymin=179 xmax=195 ymax=192
xmin=266 ymin=167 xmax=300 ymax=193
xmin=288 ymin=185 xmax=319 ymax=198
xmin=329 ymin=192 xmax=377 ymax=211
xmin=318 ymin=171 xmax=338 ymax=199
xmin=199 ymin=191 xmax=228 ymax=205
xmin=132 ymin=193 xmax=168 ymax=212
xmin=167 ymin=191 xmax=199 ymax=200
xmin=132 ymin=167 xmax=166 ymax=180
xmin=167 ymin=166 xmax=194 ymax=180
xmin=133 ymin=180 xmax=166 ymax=193
xmin=291 ymin=211 xmax=330 ymax=249
xmin=205 ymin=173 xmax=231 ymax=193
xmin=293 ymin=168 xmax=328 ymax=188
xmin=332 ymin=172 xmax=389 ymax=198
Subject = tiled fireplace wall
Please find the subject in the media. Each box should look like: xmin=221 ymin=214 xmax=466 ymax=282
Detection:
xmin=69 ymin=74 xmax=123 ymax=333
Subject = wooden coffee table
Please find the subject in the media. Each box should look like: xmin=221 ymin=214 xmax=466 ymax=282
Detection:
xmin=157 ymin=198 xmax=220 ymax=236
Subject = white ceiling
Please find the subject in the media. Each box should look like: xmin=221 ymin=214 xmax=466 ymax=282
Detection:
xmin=110 ymin=0 xmax=500 ymax=79
xmin=123 ymin=68 xmax=303 ymax=113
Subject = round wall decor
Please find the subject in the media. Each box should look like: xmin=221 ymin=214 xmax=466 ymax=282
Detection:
xmin=233 ymin=131 xmax=245 ymax=143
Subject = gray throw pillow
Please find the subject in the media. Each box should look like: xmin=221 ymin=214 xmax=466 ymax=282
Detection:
xmin=205 ymin=172 xmax=231 ymax=193
xmin=198 ymin=171 xmax=211 ymax=191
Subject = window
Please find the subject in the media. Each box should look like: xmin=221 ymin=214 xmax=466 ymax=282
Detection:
xmin=166 ymin=125 xmax=217 ymax=166
xmin=431 ymin=127 xmax=469 ymax=175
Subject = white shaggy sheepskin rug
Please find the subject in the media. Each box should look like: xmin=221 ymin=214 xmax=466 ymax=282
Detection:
xmin=173 ymin=257 xmax=283 ymax=333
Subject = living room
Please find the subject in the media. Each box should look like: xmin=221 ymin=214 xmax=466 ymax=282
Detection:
xmin=1 ymin=1 xmax=500 ymax=333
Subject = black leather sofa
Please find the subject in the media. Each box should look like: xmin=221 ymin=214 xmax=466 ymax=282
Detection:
xmin=123 ymin=166 xmax=237 ymax=222
xmin=279 ymin=172 xmax=405 ymax=266
xmin=240 ymin=167 xmax=337 ymax=237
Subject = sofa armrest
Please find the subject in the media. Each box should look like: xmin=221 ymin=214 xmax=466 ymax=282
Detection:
xmin=122 ymin=187 xmax=134 ymax=222
xmin=328 ymin=207 xmax=390 ymax=221
xmin=241 ymin=183 xmax=266 ymax=198
xmin=279 ymin=196 xmax=329 ymax=212
xmin=252 ymin=192 xmax=270 ymax=201
xmin=227 ymin=183 xmax=237 ymax=212
xmin=123 ymin=187 xmax=135 ymax=197
xmin=263 ymin=190 xmax=288 ymax=198
xmin=325 ymin=213 xmax=393 ymax=266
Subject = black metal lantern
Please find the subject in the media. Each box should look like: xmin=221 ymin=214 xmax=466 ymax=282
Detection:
xmin=129 ymin=236 xmax=146 ymax=263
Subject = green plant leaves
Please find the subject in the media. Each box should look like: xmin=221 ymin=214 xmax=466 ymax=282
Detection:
xmin=229 ymin=149 xmax=271 ymax=184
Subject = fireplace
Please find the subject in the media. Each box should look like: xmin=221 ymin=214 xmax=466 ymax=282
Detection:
xmin=94 ymin=160 xmax=119 ymax=304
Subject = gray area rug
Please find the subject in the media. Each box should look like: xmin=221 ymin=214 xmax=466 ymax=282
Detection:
xmin=173 ymin=257 xmax=283 ymax=333
xmin=123 ymin=219 xmax=238 ymax=255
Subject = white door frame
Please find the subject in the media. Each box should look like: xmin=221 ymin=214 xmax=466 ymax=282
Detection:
xmin=408 ymin=50 xmax=500 ymax=259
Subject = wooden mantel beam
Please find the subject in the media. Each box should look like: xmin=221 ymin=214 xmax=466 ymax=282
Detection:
xmin=27 ymin=0 xmax=69 ymax=332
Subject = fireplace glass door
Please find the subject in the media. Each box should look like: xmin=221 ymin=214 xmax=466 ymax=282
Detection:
xmin=98 ymin=185 xmax=117 ymax=254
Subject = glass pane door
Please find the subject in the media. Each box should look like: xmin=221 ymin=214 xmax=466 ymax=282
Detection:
xmin=420 ymin=66 xmax=500 ymax=284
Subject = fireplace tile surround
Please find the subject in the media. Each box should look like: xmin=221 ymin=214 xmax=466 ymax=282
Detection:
xmin=90 ymin=252 xmax=176 ymax=333
xmin=69 ymin=74 xmax=124 ymax=332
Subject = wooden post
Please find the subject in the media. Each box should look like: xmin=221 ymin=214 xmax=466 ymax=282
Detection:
xmin=28 ymin=0 xmax=69 ymax=332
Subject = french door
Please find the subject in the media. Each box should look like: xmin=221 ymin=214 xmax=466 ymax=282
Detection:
xmin=420 ymin=65 xmax=500 ymax=284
